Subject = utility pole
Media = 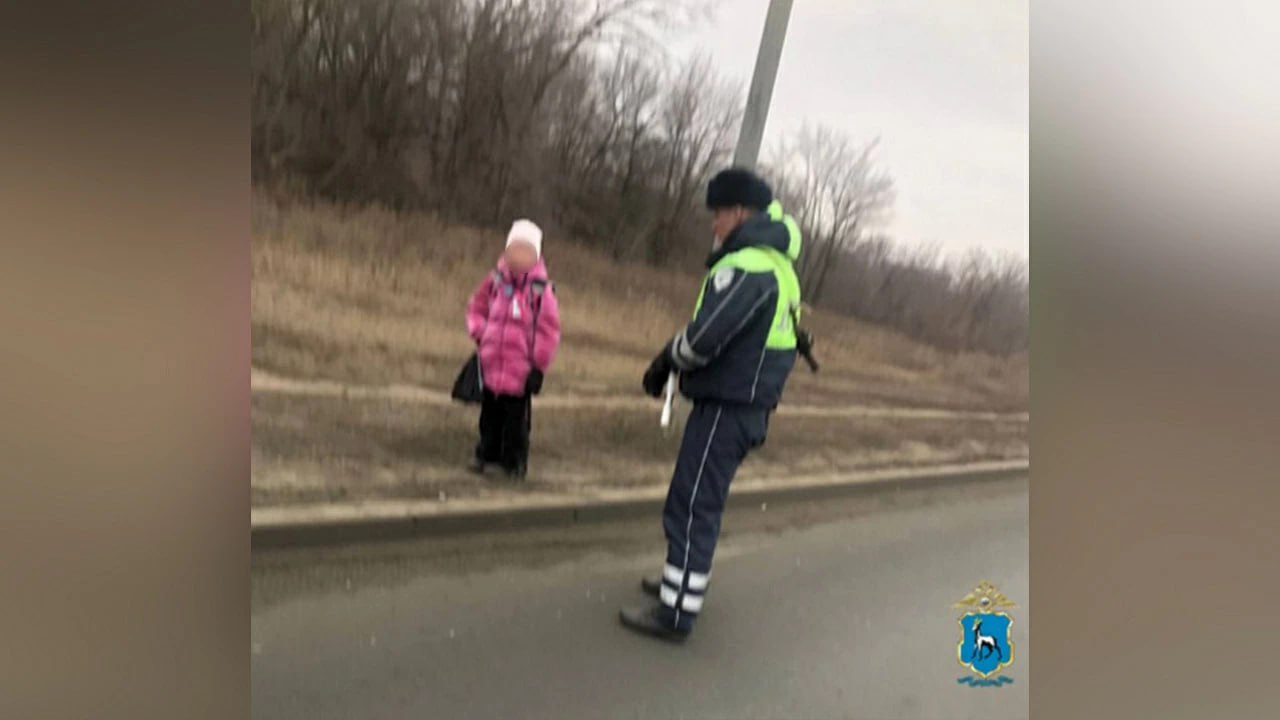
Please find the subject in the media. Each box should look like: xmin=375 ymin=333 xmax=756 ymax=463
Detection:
xmin=664 ymin=1 xmax=797 ymax=426
xmin=732 ymin=0 xmax=794 ymax=170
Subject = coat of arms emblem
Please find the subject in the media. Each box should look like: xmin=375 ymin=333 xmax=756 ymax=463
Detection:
xmin=954 ymin=580 xmax=1017 ymax=686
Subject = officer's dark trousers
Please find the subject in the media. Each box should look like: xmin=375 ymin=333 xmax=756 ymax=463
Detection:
xmin=658 ymin=401 xmax=769 ymax=632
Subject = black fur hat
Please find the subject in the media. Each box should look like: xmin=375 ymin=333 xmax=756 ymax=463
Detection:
xmin=706 ymin=168 xmax=773 ymax=211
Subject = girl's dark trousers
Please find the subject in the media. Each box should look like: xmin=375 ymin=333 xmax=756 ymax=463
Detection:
xmin=475 ymin=390 xmax=532 ymax=475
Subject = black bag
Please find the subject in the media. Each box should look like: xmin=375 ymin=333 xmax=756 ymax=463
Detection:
xmin=790 ymin=306 xmax=819 ymax=373
xmin=451 ymin=352 xmax=484 ymax=404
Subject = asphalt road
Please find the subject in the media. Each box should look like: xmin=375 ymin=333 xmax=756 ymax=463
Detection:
xmin=252 ymin=477 xmax=1029 ymax=720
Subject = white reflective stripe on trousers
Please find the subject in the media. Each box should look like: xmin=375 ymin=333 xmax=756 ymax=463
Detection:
xmin=676 ymin=406 xmax=722 ymax=626
xmin=663 ymin=563 xmax=683 ymax=587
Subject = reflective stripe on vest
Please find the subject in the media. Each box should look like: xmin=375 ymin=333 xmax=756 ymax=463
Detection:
xmin=693 ymin=246 xmax=801 ymax=350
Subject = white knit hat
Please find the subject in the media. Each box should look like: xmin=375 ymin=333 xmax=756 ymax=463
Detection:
xmin=506 ymin=219 xmax=543 ymax=260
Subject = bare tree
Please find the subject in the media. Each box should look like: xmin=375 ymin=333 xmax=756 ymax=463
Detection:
xmin=649 ymin=54 xmax=742 ymax=263
xmin=767 ymin=123 xmax=895 ymax=304
xmin=766 ymin=122 xmax=1025 ymax=354
xmin=250 ymin=0 xmax=1027 ymax=356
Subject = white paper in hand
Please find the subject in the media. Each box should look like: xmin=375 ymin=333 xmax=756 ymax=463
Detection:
xmin=660 ymin=372 xmax=675 ymax=429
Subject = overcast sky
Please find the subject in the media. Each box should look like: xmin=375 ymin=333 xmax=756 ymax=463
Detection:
xmin=670 ymin=0 xmax=1028 ymax=262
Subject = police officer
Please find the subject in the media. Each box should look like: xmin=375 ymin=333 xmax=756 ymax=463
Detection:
xmin=619 ymin=168 xmax=803 ymax=642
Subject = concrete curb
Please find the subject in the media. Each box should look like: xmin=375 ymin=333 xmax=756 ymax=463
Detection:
xmin=251 ymin=460 xmax=1028 ymax=550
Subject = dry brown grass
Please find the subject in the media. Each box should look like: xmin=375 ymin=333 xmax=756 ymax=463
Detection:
xmin=250 ymin=193 xmax=1027 ymax=505
xmin=251 ymin=194 xmax=1028 ymax=409
xmin=251 ymin=391 xmax=1028 ymax=506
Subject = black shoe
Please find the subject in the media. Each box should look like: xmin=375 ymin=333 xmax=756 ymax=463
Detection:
xmin=640 ymin=576 xmax=662 ymax=599
xmin=507 ymin=464 xmax=527 ymax=480
xmin=619 ymin=604 xmax=690 ymax=643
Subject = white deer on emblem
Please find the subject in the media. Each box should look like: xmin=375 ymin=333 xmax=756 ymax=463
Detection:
xmin=969 ymin=619 xmax=1003 ymax=662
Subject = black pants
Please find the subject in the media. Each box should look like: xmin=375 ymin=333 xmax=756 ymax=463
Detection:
xmin=657 ymin=401 xmax=769 ymax=632
xmin=476 ymin=390 xmax=532 ymax=472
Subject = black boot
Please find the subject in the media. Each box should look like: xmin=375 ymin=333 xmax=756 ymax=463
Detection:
xmin=619 ymin=604 xmax=690 ymax=643
xmin=640 ymin=576 xmax=662 ymax=599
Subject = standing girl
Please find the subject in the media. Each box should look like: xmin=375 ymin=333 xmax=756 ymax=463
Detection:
xmin=464 ymin=219 xmax=561 ymax=478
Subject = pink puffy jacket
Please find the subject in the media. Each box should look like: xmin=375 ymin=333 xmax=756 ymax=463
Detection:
xmin=465 ymin=256 xmax=561 ymax=397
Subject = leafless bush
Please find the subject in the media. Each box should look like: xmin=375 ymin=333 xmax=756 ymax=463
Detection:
xmin=766 ymin=124 xmax=1026 ymax=355
xmin=252 ymin=0 xmax=729 ymax=263
xmin=252 ymin=0 xmax=1025 ymax=355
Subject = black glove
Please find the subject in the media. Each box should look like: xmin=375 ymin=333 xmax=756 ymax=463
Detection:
xmin=525 ymin=368 xmax=544 ymax=396
xmin=642 ymin=343 xmax=675 ymax=398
